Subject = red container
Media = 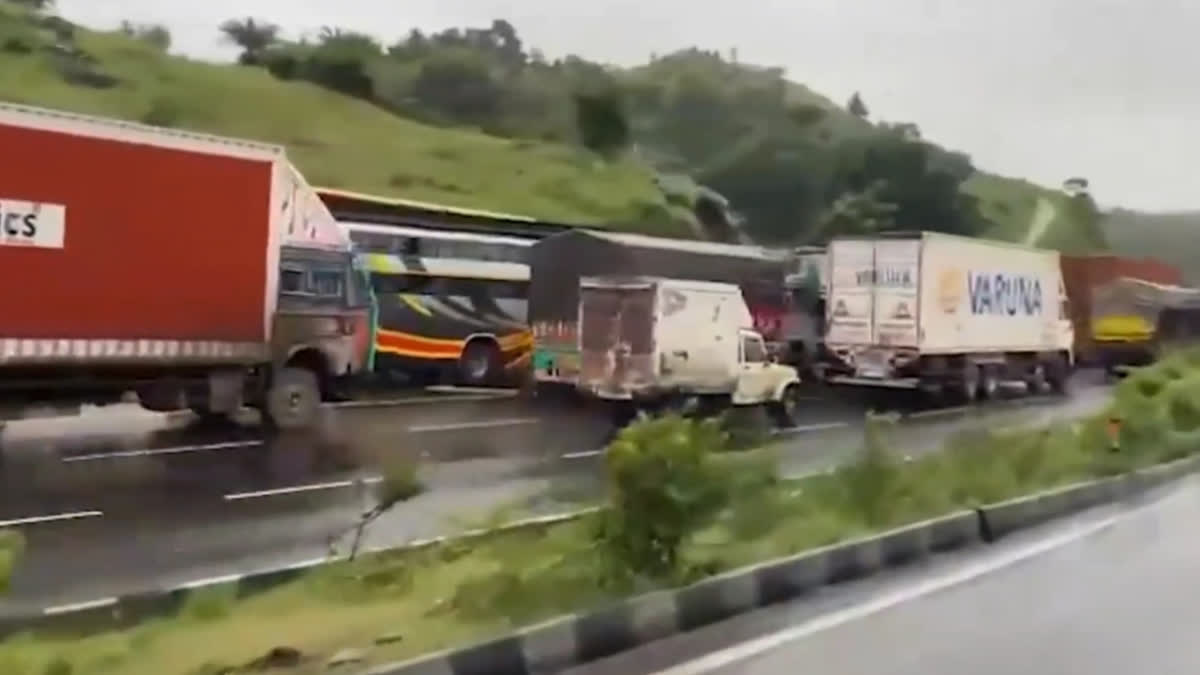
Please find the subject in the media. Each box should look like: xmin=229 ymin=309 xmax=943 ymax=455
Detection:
xmin=0 ymin=109 xmax=278 ymax=343
xmin=1060 ymin=254 xmax=1183 ymax=358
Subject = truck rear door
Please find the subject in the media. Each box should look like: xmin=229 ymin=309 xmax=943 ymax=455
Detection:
xmin=827 ymin=238 xmax=920 ymax=376
xmin=577 ymin=281 xmax=657 ymax=397
xmin=827 ymin=239 xmax=919 ymax=345
xmin=870 ymin=238 xmax=920 ymax=349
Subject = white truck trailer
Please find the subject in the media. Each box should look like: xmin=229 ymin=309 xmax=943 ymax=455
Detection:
xmin=575 ymin=276 xmax=803 ymax=425
xmin=823 ymin=232 xmax=1074 ymax=400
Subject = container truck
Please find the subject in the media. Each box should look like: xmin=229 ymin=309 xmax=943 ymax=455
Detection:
xmin=576 ymin=276 xmax=802 ymax=425
xmin=528 ymin=229 xmax=791 ymax=398
xmin=0 ymin=102 xmax=371 ymax=429
xmin=1059 ymin=254 xmax=1182 ymax=365
xmin=1089 ymin=277 xmax=1200 ymax=375
xmin=822 ymin=232 xmax=1074 ymax=400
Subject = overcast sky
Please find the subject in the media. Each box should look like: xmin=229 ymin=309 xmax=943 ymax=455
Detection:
xmin=57 ymin=0 xmax=1199 ymax=212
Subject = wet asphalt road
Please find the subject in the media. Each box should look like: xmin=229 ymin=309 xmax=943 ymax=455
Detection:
xmin=0 ymin=374 xmax=1113 ymax=616
xmin=566 ymin=471 xmax=1200 ymax=675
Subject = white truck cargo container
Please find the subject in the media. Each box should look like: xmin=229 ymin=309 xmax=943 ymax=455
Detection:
xmin=823 ymin=232 xmax=1074 ymax=399
xmin=576 ymin=276 xmax=802 ymax=425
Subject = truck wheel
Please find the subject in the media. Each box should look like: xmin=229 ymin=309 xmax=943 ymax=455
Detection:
xmin=979 ymin=366 xmax=1001 ymax=401
xmin=1047 ymin=357 xmax=1070 ymax=395
xmin=1026 ymin=363 xmax=1049 ymax=395
xmin=957 ymin=364 xmax=981 ymax=404
xmin=768 ymin=384 xmax=802 ymax=428
xmin=459 ymin=340 xmax=500 ymax=386
xmin=265 ymin=367 xmax=321 ymax=431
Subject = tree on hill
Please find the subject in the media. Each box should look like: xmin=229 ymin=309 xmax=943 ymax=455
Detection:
xmin=573 ymin=88 xmax=631 ymax=157
xmin=219 ymin=17 xmax=280 ymax=65
xmin=119 ymin=21 xmax=170 ymax=51
xmin=847 ymin=91 xmax=869 ymax=119
xmin=9 ymin=0 xmax=53 ymax=10
xmin=410 ymin=48 xmax=503 ymax=125
xmin=814 ymin=179 xmax=899 ymax=238
xmin=825 ymin=127 xmax=987 ymax=238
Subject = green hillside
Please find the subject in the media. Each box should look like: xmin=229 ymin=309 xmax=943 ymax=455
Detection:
xmin=0 ymin=3 xmax=1114 ymax=250
xmin=965 ymin=173 xmax=1108 ymax=253
xmin=0 ymin=4 xmax=694 ymax=235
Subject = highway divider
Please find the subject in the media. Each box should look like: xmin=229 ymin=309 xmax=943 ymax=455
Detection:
xmin=367 ymin=454 xmax=1200 ymax=675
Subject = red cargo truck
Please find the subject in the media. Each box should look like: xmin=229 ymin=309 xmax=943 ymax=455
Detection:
xmin=1060 ymin=254 xmax=1183 ymax=365
xmin=0 ymin=102 xmax=371 ymax=429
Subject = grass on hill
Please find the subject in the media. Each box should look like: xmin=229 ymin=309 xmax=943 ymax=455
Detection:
xmin=964 ymin=172 xmax=1109 ymax=253
xmin=0 ymin=3 xmax=694 ymax=236
xmin=0 ymin=2 xmax=1138 ymax=252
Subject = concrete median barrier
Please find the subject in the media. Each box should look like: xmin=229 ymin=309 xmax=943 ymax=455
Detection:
xmin=369 ymin=463 xmax=1200 ymax=675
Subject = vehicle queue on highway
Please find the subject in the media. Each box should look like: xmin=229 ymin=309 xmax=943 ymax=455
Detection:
xmin=2 ymin=100 xmax=1198 ymax=437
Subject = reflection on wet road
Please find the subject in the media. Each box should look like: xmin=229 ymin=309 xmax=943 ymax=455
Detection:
xmin=0 ymin=374 xmax=1113 ymax=615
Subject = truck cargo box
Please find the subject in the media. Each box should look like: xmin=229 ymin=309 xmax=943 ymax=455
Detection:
xmin=529 ymin=229 xmax=788 ymax=385
xmin=826 ymin=232 xmax=1070 ymax=367
xmin=0 ymin=103 xmax=346 ymax=367
xmin=577 ymin=277 xmax=753 ymax=398
xmin=1060 ymin=254 xmax=1183 ymax=360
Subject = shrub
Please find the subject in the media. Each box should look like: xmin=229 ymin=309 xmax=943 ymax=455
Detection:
xmin=597 ymin=415 xmax=731 ymax=579
xmin=0 ymin=529 xmax=24 ymax=594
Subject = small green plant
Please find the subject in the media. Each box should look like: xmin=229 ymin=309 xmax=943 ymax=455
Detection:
xmin=347 ymin=457 xmax=425 ymax=560
xmin=0 ymin=529 xmax=24 ymax=595
xmin=598 ymin=415 xmax=731 ymax=579
xmin=180 ymin=583 xmax=236 ymax=622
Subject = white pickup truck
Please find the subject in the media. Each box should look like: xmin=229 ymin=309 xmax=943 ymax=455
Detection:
xmin=575 ymin=276 xmax=802 ymax=426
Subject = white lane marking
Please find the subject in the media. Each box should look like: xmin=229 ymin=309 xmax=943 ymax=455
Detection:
xmin=43 ymin=597 xmax=117 ymax=615
xmin=0 ymin=510 xmax=103 ymax=528
xmin=652 ymin=516 xmax=1118 ymax=675
xmin=771 ymin=421 xmax=849 ymax=436
xmin=425 ymin=386 xmax=518 ymax=395
xmin=407 ymin=417 xmax=539 ymax=433
xmin=562 ymin=449 xmax=604 ymax=460
xmin=224 ymin=479 xmax=359 ymax=501
xmin=329 ymin=393 xmax=513 ymax=408
xmin=223 ymin=475 xmax=384 ymax=501
xmin=179 ymin=573 xmax=243 ymax=589
xmin=62 ymin=440 xmax=262 ymax=463
xmin=904 ymin=406 xmax=970 ymax=420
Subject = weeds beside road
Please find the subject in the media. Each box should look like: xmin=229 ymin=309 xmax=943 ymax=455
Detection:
xmin=1 ymin=352 xmax=1198 ymax=674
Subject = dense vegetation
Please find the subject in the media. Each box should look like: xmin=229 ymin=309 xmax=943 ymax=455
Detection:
xmin=0 ymin=1 xmax=1137 ymax=251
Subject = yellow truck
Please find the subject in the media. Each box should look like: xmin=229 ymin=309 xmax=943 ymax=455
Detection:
xmin=1090 ymin=278 xmax=1200 ymax=374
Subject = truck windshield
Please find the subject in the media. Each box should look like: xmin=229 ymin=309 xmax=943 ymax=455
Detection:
xmin=741 ymin=333 xmax=767 ymax=363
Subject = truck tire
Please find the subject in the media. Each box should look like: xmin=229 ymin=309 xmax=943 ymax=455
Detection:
xmin=1026 ymin=363 xmax=1049 ymax=395
xmin=459 ymin=340 xmax=501 ymax=386
xmin=979 ymin=366 xmax=1001 ymax=401
xmin=768 ymin=384 xmax=802 ymax=428
xmin=264 ymin=367 xmax=321 ymax=431
xmin=1047 ymin=357 xmax=1070 ymax=395
xmin=957 ymin=364 xmax=981 ymax=404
